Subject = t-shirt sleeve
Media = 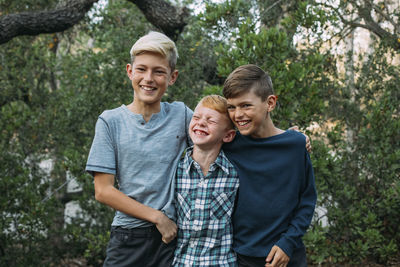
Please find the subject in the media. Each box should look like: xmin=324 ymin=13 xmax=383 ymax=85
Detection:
xmin=85 ymin=116 xmax=117 ymax=176
xmin=185 ymin=105 xmax=194 ymax=147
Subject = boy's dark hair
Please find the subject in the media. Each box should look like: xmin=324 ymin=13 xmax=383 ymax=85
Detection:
xmin=223 ymin=64 xmax=274 ymax=101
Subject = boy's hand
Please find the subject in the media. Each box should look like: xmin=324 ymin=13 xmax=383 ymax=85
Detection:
xmin=288 ymin=125 xmax=312 ymax=153
xmin=265 ymin=245 xmax=290 ymax=267
xmin=155 ymin=211 xmax=177 ymax=244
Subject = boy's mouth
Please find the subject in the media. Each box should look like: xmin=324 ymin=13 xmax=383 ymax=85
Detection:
xmin=140 ymin=85 xmax=157 ymax=91
xmin=236 ymin=120 xmax=250 ymax=127
xmin=193 ymin=129 xmax=208 ymax=136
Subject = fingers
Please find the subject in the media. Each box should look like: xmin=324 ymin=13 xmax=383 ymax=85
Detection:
xmin=265 ymin=246 xmax=289 ymax=267
xmin=155 ymin=212 xmax=177 ymax=244
xmin=265 ymin=246 xmax=277 ymax=265
xmin=306 ymin=138 xmax=312 ymax=153
xmin=161 ymin=227 xmax=177 ymax=244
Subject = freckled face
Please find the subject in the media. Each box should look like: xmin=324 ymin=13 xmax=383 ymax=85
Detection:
xmin=126 ymin=52 xmax=178 ymax=107
xmin=189 ymin=105 xmax=232 ymax=149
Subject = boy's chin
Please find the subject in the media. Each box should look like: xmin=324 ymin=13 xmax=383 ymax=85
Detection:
xmin=236 ymin=129 xmax=252 ymax=136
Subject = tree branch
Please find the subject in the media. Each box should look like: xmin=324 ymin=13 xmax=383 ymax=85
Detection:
xmin=0 ymin=0 xmax=98 ymax=44
xmin=318 ymin=1 xmax=400 ymax=51
xmin=363 ymin=0 xmax=398 ymax=30
xmin=0 ymin=0 xmax=190 ymax=44
xmin=355 ymin=1 xmax=400 ymax=50
xmin=127 ymin=0 xmax=190 ymax=41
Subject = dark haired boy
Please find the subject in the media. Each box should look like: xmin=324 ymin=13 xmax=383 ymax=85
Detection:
xmin=222 ymin=64 xmax=317 ymax=267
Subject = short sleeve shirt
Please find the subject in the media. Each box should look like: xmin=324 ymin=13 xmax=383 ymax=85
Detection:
xmin=173 ymin=147 xmax=239 ymax=267
xmin=86 ymin=102 xmax=192 ymax=228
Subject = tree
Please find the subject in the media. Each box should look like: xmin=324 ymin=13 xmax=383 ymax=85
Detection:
xmin=0 ymin=1 xmax=150 ymax=265
xmin=0 ymin=0 xmax=189 ymax=44
xmin=305 ymin=43 xmax=400 ymax=266
xmin=311 ymin=0 xmax=400 ymax=51
xmin=1 ymin=0 xmax=399 ymax=265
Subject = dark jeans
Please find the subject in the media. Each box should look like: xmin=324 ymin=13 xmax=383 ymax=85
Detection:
xmin=237 ymin=246 xmax=307 ymax=267
xmin=103 ymin=225 xmax=177 ymax=267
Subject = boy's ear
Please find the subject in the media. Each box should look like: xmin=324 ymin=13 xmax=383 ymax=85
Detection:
xmin=126 ymin=64 xmax=133 ymax=80
xmin=223 ymin=129 xmax=236 ymax=143
xmin=168 ymin=69 xmax=179 ymax=86
xmin=266 ymin=95 xmax=278 ymax=112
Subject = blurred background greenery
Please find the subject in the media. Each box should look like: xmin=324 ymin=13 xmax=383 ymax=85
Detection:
xmin=0 ymin=0 xmax=399 ymax=266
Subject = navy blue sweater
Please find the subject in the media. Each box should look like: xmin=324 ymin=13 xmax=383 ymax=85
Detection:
xmin=223 ymin=130 xmax=317 ymax=258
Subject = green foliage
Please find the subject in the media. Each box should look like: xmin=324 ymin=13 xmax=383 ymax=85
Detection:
xmin=305 ymin=45 xmax=400 ymax=265
xmin=1 ymin=0 xmax=399 ymax=266
xmin=0 ymin=0 xmax=148 ymax=265
xmin=202 ymin=2 xmax=400 ymax=265
xmin=212 ymin=19 xmax=330 ymax=129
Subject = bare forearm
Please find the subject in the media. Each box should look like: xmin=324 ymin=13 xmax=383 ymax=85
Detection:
xmin=95 ymin=184 xmax=162 ymax=224
xmin=94 ymin=172 xmax=177 ymax=243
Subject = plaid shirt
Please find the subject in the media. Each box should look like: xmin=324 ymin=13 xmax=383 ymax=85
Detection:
xmin=173 ymin=147 xmax=239 ymax=267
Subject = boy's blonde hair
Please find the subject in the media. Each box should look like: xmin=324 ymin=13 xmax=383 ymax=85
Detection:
xmin=198 ymin=95 xmax=234 ymax=129
xmin=130 ymin=31 xmax=178 ymax=71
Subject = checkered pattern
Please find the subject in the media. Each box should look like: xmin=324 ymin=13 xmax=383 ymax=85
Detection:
xmin=173 ymin=147 xmax=239 ymax=267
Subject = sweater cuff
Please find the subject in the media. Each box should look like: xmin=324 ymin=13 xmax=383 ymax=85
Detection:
xmin=275 ymin=238 xmax=294 ymax=259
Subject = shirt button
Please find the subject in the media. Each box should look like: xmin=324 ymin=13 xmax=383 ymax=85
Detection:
xmin=140 ymin=122 xmax=145 ymax=125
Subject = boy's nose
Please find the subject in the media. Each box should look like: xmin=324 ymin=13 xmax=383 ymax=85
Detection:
xmin=143 ymin=70 xmax=153 ymax=81
xmin=198 ymin=118 xmax=206 ymax=126
xmin=235 ymin=109 xmax=244 ymax=119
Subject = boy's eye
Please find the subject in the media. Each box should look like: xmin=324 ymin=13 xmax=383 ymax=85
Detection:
xmin=227 ymin=105 xmax=235 ymax=110
xmin=136 ymin=67 xmax=145 ymax=72
xmin=155 ymin=70 xmax=167 ymax=75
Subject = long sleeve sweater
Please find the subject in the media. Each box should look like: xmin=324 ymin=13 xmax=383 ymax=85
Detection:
xmin=222 ymin=130 xmax=317 ymax=258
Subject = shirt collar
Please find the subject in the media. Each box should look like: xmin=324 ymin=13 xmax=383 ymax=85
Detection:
xmin=184 ymin=146 xmax=232 ymax=176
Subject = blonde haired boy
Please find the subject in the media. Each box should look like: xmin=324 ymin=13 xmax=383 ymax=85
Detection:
xmin=173 ymin=95 xmax=239 ymax=267
xmin=86 ymin=31 xmax=192 ymax=266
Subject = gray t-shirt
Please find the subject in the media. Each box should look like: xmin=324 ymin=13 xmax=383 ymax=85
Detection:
xmin=86 ymin=102 xmax=192 ymax=228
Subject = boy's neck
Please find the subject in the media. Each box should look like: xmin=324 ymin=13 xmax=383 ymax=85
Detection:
xmin=252 ymin=117 xmax=284 ymax=139
xmin=192 ymin=144 xmax=222 ymax=176
xmin=127 ymin=101 xmax=161 ymax=122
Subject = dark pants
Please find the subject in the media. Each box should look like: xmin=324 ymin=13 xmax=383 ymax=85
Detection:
xmin=103 ymin=225 xmax=177 ymax=267
xmin=237 ymin=246 xmax=307 ymax=267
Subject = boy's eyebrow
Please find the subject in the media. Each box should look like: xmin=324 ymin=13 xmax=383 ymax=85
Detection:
xmin=134 ymin=64 xmax=168 ymax=70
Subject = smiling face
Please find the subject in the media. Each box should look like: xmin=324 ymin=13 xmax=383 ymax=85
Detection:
xmin=189 ymin=104 xmax=235 ymax=150
xmin=227 ymin=91 xmax=277 ymax=138
xmin=127 ymin=52 xmax=178 ymax=108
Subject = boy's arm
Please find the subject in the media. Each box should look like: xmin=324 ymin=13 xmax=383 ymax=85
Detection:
xmin=273 ymin=152 xmax=317 ymax=260
xmin=94 ymin=172 xmax=177 ymax=243
xmin=288 ymin=126 xmax=311 ymax=152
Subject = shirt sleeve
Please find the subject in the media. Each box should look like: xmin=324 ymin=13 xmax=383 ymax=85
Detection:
xmin=85 ymin=116 xmax=117 ymax=176
xmin=275 ymin=150 xmax=317 ymax=258
xmin=185 ymin=105 xmax=194 ymax=147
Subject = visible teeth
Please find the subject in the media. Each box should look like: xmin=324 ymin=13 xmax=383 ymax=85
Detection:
xmin=194 ymin=130 xmax=207 ymax=135
xmin=141 ymin=86 xmax=155 ymax=91
xmin=237 ymin=121 xmax=249 ymax=126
